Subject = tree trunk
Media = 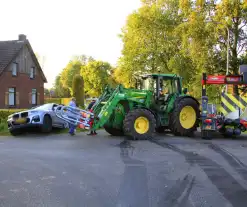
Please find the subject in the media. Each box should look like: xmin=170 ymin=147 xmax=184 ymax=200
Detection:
xmin=231 ymin=14 xmax=240 ymax=95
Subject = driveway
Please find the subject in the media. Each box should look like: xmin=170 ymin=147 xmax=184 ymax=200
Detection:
xmin=1 ymin=131 xmax=247 ymax=207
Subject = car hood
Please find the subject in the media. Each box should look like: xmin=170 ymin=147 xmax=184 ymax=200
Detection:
xmin=10 ymin=109 xmax=45 ymax=116
xmin=8 ymin=110 xmax=42 ymax=119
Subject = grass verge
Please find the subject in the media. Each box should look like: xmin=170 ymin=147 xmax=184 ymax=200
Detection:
xmin=0 ymin=121 xmax=10 ymax=136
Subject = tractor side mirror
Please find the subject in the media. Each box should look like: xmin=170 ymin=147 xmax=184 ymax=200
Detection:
xmin=183 ymin=88 xmax=188 ymax=94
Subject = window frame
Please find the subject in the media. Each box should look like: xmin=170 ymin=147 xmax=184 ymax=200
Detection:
xmin=31 ymin=89 xmax=37 ymax=105
xmin=12 ymin=62 xmax=18 ymax=77
xmin=8 ymin=87 xmax=16 ymax=107
xmin=30 ymin=67 xmax=35 ymax=79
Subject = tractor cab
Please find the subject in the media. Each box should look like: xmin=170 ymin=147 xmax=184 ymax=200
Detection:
xmin=140 ymin=74 xmax=186 ymax=102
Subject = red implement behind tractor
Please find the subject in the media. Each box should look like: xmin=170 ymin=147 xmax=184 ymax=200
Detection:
xmin=201 ymin=71 xmax=247 ymax=139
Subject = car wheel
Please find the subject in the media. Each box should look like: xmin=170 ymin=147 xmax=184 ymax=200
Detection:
xmin=10 ymin=129 xmax=22 ymax=136
xmin=41 ymin=115 xmax=52 ymax=133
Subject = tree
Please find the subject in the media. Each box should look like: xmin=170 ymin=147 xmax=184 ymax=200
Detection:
xmin=72 ymin=75 xmax=84 ymax=107
xmin=60 ymin=55 xmax=93 ymax=94
xmin=44 ymin=88 xmax=50 ymax=97
xmin=53 ymin=74 xmax=71 ymax=98
xmin=118 ymin=0 xmax=247 ymax=100
xmin=81 ymin=60 xmax=113 ymax=97
xmin=213 ymin=0 xmax=247 ymax=95
xmin=178 ymin=0 xmax=247 ymax=95
xmin=120 ymin=1 xmax=182 ymax=75
xmin=118 ymin=0 xmax=200 ymax=90
xmin=60 ymin=61 xmax=82 ymax=93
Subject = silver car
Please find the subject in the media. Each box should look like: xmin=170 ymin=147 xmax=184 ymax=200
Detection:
xmin=7 ymin=103 xmax=68 ymax=136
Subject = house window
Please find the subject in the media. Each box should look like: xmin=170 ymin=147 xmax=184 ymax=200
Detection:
xmin=30 ymin=67 xmax=35 ymax=79
xmin=32 ymin=89 xmax=37 ymax=105
xmin=9 ymin=88 xmax=16 ymax=106
xmin=12 ymin=63 xmax=17 ymax=76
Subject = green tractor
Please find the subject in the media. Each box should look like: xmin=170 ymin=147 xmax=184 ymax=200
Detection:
xmin=91 ymin=74 xmax=200 ymax=140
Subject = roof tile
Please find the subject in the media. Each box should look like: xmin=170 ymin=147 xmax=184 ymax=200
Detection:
xmin=0 ymin=40 xmax=25 ymax=73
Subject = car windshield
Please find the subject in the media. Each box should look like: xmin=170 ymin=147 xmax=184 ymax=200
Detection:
xmin=32 ymin=104 xmax=53 ymax=110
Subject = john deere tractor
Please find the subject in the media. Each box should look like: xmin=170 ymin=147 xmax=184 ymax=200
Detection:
xmin=91 ymin=74 xmax=200 ymax=140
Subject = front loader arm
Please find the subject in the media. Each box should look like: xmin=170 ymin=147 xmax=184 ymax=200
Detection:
xmin=92 ymin=85 xmax=124 ymax=130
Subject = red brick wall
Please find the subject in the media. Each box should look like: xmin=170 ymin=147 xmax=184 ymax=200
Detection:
xmin=0 ymin=71 xmax=44 ymax=109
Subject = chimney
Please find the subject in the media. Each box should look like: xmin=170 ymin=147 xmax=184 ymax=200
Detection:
xmin=18 ymin=34 xmax=26 ymax=41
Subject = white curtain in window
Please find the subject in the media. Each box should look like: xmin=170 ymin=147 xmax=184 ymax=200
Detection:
xmin=30 ymin=67 xmax=34 ymax=78
xmin=9 ymin=88 xmax=15 ymax=105
xmin=32 ymin=89 xmax=36 ymax=104
xmin=12 ymin=63 xmax=17 ymax=75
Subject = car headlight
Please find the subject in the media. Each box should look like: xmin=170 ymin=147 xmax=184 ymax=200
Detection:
xmin=32 ymin=115 xmax=40 ymax=122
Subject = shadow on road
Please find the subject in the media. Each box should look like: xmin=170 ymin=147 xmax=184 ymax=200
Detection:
xmin=150 ymin=138 xmax=247 ymax=207
xmin=12 ymin=128 xmax=66 ymax=139
xmin=116 ymin=140 xmax=149 ymax=206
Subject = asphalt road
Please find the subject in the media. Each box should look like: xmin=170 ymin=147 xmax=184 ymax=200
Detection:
xmin=1 ymin=131 xmax=247 ymax=207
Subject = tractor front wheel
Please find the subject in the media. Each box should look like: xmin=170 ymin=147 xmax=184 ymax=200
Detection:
xmin=104 ymin=126 xmax=124 ymax=136
xmin=170 ymin=98 xmax=199 ymax=136
xmin=123 ymin=109 xmax=156 ymax=140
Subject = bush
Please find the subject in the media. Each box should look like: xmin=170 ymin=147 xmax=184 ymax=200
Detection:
xmin=44 ymin=98 xmax=62 ymax=104
xmin=72 ymin=75 xmax=85 ymax=107
xmin=0 ymin=109 xmax=24 ymax=134
xmin=0 ymin=121 xmax=8 ymax=133
xmin=0 ymin=109 xmax=24 ymax=122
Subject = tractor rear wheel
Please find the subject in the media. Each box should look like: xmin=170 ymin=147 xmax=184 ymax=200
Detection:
xmin=123 ymin=109 xmax=156 ymax=140
xmin=170 ymin=98 xmax=199 ymax=136
xmin=104 ymin=126 xmax=124 ymax=136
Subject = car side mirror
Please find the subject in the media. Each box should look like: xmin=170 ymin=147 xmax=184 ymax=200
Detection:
xmin=183 ymin=88 xmax=188 ymax=94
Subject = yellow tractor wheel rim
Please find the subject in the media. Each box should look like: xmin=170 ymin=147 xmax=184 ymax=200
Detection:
xmin=134 ymin=116 xmax=149 ymax=134
xmin=179 ymin=106 xmax=196 ymax=129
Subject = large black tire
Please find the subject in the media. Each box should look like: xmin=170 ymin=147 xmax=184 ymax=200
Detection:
xmin=123 ymin=109 xmax=156 ymax=140
xmin=155 ymin=126 xmax=169 ymax=133
xmin=41 ymin=115 xmax=52 ymax=133
xmin=104 ymin=126 xmax=124 ymax=136
xmin=10 ymin=129 xmax=22 ymax=136
xmin=155 ymin=126 xmax=165 ymax=133
xmin=170 ymin=98 xmax=199 ymax=136
xmin=201 ymin=130 xmax=212 ymax=140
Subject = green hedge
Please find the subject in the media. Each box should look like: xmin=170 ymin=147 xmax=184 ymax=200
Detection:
xmin=44 ymin=98 xmax=71 ymax=105
xmin=0 ymin=109 xmax=24 ymax=122
xmin=44 ymin=98 xmax=62 ymax=104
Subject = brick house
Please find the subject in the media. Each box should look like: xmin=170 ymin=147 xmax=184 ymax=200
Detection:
xmin=0 ymin=34 xmax=47 ymax=109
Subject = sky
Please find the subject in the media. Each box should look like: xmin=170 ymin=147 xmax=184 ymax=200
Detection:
xmin=0 ymin=0 xmax=141 ymax=88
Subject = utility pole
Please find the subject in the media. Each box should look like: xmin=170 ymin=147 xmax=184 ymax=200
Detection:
xmin=226 ymin=27 xmax=230 ymax=75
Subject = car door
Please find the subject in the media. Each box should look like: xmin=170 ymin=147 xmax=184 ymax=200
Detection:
xmin=49 ymin=104 xmax=60 ymax=127
xmin=51 ymin=104 xmax=66 ymax=127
